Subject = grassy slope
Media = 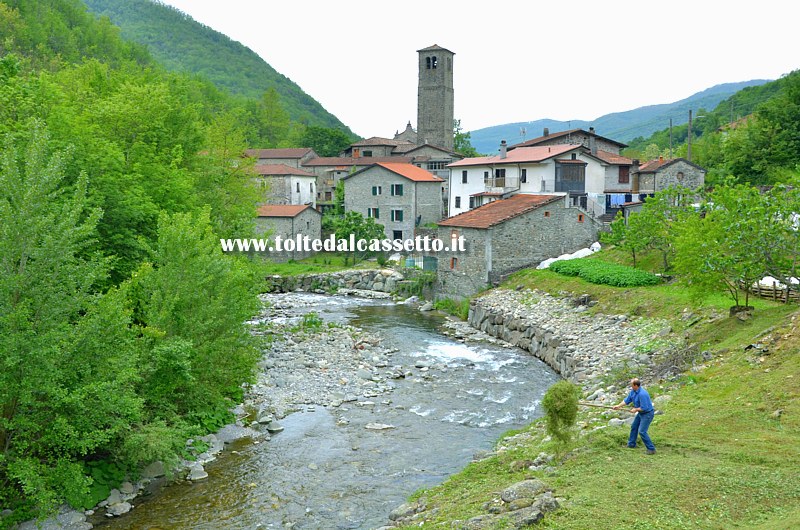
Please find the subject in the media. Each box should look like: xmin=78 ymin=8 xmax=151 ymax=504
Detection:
xmin=397 ymin=252 xmax=800 ymax=529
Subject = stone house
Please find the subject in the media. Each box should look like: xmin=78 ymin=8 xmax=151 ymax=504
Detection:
xmin=255 ymin=204 xmax=322 ymax=262
xmin=342 ymin=162 xmax=444 ymax=241
xmin=631 ymin=157 xmax=706 ymax=194
xmin=509 ymin=127 xmax=627 ymax=155
xmin=341 ymin=137 xmax=417 ymax=158
xmin=252 ymin=164 xmax=317 ymax=208
xmin=244 ymin=148 xmax=318 ymax=168
xmin=437 ymin=194 xmax=599 ymax=298
xmin=301 ymin=156 xmax=412 ymax=208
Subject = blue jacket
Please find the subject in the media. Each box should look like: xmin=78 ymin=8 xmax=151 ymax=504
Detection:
xmin=624 ymin=387 xmax=654 ymax=413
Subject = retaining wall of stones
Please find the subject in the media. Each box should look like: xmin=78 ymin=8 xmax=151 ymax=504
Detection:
xmin=265 ymin=269 xmax=404 ymax=294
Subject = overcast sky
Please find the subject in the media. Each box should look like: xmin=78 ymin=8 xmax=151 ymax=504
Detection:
xmin=160 ymin=0 xmax=797 ymax=138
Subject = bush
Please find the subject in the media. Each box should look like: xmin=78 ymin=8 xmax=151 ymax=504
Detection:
xmin=433 ymin=298 xmax=470 ymax=320
xmin=541 ymin=381 xmax=580 ymax=445
xmin=549 ymin=258 xmax=661 ymax=287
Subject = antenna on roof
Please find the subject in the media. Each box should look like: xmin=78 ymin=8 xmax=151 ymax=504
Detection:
xmin=519 ymin=127 xmax=526 ymax=141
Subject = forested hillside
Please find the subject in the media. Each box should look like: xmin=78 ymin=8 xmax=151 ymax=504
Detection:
xmin=82 ymin=0 xmax=353 ymax=133
xmin=624 ymin=69 xmax=800 ymax=185
xmin=0 ymin=0 xmax=288 ymax=523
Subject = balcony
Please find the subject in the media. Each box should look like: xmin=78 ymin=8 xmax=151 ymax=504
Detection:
xmin=483 ymin=176 xmax=520 ymax=194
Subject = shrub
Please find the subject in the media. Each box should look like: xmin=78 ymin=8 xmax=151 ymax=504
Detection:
xmin=541 ymin=380 xmax=580 ymax=445
xmin=433 ymin=298 xmax=470 ymax=320
xmin=549 ymin=258 xmax=661 ymax=287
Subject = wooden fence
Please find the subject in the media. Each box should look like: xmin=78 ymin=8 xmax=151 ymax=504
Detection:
xmin=751 ymin=282 xmax=799 ymax=303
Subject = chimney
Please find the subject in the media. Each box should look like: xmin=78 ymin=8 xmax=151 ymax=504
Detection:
xmin=589 ymin=134 xmax=597 ymax=155
xmin=543 ymin=127 xmax=550 ymax=137
xmin=632 ymin=159 xmax=640 ymax=171
xmin=499 ymin=140 xmax=507 ymax=159
xmin=589 ymin=126 xmax=595 ymax=134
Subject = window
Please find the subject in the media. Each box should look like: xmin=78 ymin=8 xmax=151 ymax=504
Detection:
xmin=296 ymin=182 xmax=300 ymax=193
xmin=544 ymin=211 xmax=551 ymax=218
xmin=571 ymin=153 xmax=577 ymax=160
xmin=428 ymin=161 xmax=446 ymax=170
xmin=324 ymin=191 xmax=332 ymax=201
xmin=372 ymin=185 xmax=382 ymax=196
xmin=431 ymin=56 xmax=438 ymax=69
xmin=578 ymin=214 xmax=585 ymax=223
xmin=450 ymin=229 xmax=460 ymax=239
xmin=363 ymin=150 xmax=372 ymax=157
xmin=521 ymin=168 xmax=527 ymax=183
xmin=484 ymin=171 xmax=489 ymax=183
xmin=368 ymin=208 xmax=380 ymax=219
xmin=455 ymin=196 xmax=461 ymax=208
xmin=310 ymin=183 xmax=313 ymax=193
xmin=461 ymin=170 xmax=468 ymax=184
xmin=469 ymin=196 xmax=476 ymax=209
xmin=391 ymin=184 xmax=404 ymax=196
xmin=391 ymin=209 xmax=404 ymax=222
xmin=353 ymin=148 xmax=360 ymax=158
xmin=393 ymin=230 xmax=403 ymax=240
xmin=494 ymin=168 xmax=506 ymax=187
xmin=450 ymin=257 xmax=458 ymax=270
xmin=619 ymin=166 xmax=630 ymax=184
xmin=677 ymin=171 xmax=685 ymax=182
xmin=426 ymin=57 xmax=431 ymax=69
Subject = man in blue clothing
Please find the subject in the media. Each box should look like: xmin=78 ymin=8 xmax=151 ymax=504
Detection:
xmin=614 ymin=378 xmax=656 ymax=454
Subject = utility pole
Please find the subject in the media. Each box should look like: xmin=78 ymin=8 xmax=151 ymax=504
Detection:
xmin=687 ymin=110 xmax=693 ymax=162
xmin=669 ymin=118 xmax=673 ymax=158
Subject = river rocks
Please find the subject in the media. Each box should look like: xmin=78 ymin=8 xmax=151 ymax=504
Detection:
xmin=106 ymin=502 xmax=132 ymax=517
xmin=142 ymin=461 xmax=165 ymax=479
xmin=365 ymin=422 xmax=395 ymax=430
xmin=17 ymin=506 xmax=92 ymax=530
xmin=186 ymin=462 xmax=208 ymax=481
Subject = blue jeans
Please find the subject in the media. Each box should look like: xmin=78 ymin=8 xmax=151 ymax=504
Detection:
xmin=627 ymin=411 xmax=655 ymax=451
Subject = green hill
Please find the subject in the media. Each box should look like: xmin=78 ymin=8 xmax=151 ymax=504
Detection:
xmin=82 ymin=0 xmax=352 ymax=132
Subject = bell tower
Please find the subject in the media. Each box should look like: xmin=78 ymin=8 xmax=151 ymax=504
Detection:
xmin=416 ymin=44 xmax=454 ymax=151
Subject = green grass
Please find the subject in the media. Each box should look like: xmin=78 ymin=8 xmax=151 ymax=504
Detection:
xmin=255 ymin=252 xmax=380 ymax=277
xmin=395 ymin=251 xmax=800 ymax=529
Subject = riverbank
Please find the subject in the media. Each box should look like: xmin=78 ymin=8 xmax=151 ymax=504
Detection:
xmin=388 ymin=282 xmax=800 ymax=529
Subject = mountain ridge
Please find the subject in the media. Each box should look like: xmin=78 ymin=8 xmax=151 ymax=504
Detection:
xmin=470 ymin=80 xmax=770 ymax=153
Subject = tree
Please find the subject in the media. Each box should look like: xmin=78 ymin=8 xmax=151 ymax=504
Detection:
xmin=673 ymin=184 xmax=770 ymax=309
xmin=297 ymin=125 xmax=353 ymax=157
xmin=630 ymin=187 xmax=697 ymax=272
xmin=453 ymin=119 xmax=480 ymax=157
xmin=332 ymin=211 xmax=385 ymax=262
xmin=600 ymin=211 xmax=650 ymax=268
xmin=0 ymin=125 xmax=142 ymax=515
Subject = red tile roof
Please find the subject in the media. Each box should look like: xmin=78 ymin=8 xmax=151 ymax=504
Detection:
xmin=592 ymin=150 xmax=632 ymax=165
xmin=438 ymin=194 xmax=563 ymax=229
xmin=251 ymin=164 xmax=315 ymax=177
xmin=509 ymin=128 xmax=627 ymax=149
xmin=376 ymin=162 xmax=443 ymax=182
xmin=470 ymin=191 xmax=504 ymax=197
xmin=637 ymin=158 xmax=672 ymax=172
xmin=302 ymin=156 xmax=412 ymax=167
xmin=448 ymin=145 xmax=580 ymax=167
xmin=245 ymin=148 xmax=315 ymax=159
xmin=256 ymin=204 xmax=317 ymax=218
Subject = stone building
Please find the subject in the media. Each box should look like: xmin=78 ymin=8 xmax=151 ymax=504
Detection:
xmin=244 ymin=148 xmax=318 ymax=168
xmin=252 ymin=164 xmax=317 ymax=208
xmin=417 ymin=44 xmax=454 ymax=151
xmin=509 ymin=127 xmax=626 ymax=155
xmin=301 ymin=156 xmax=412 ymax=208
xmin=631 ymin=157 xmax=706 ymax=194
xmin=255 ymin=204 xmax=322 ymax=262
xmin=342 ymin=162 xmax=444 ymax=241
xmin=437 ymin=194 xmax=599 ymax=298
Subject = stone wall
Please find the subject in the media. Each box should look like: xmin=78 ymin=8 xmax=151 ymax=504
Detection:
xmin=465 ymin=289 xmax=655 ymax=385
xmin=654 ymin=160 xmax=705 ymax=191
xmin=265 ymin=269 xmax=404 ymax=293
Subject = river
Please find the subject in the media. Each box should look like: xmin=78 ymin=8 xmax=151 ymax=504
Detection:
xmin=95 ymin=293 xmax=559 ymax=529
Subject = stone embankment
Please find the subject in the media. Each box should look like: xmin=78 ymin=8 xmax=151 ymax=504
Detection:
xmin=451 ymin=288 xmax=674 ymax=390
xmin=265 ymin=269 xmax=404 ymax=294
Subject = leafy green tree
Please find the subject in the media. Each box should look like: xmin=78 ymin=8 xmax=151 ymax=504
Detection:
xmin=128 ymin=208 xmax=260 ymax=422
xmin=673 ymin=184 xmax=770 ymax=309
xmin=600 ymin=211 xmax=650 ymax=268
xmin=0 ymin=126 xmax=142 ymax=515
xmin=453 ymin=119 xmax=480 ymax=157
xmin=332 ymin=211 xmax=385 ymax=262
xmin=296 ymin=125 xmax=354 ymax=157
xmin=630 ymin=187 xmax=697 ymax=272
